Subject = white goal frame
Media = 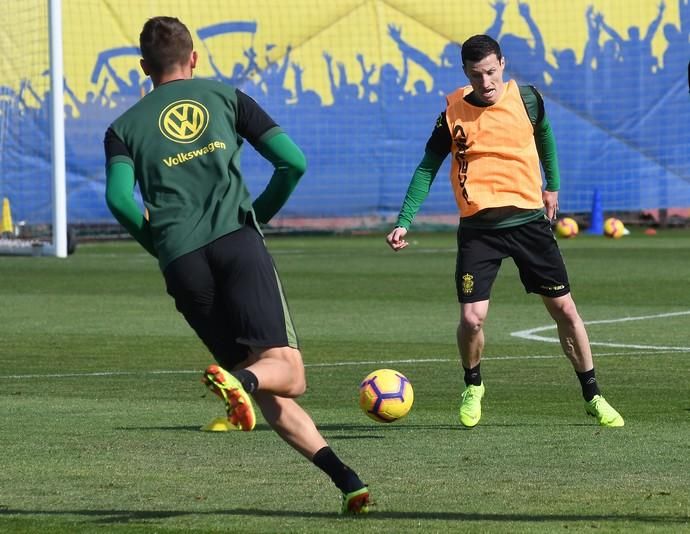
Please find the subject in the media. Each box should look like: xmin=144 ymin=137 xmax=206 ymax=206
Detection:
xmin=47 ymin=0 xmax=67 ymax=258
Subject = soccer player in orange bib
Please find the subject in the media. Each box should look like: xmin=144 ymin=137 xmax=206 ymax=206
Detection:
xmin=386 ymin=34 xmax=623 ymax=428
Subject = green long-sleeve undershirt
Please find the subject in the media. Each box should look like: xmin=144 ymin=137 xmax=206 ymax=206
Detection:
xmin=105 ymin=132 xmax=305 ymax=256
xmin=252 ymin=132 xmax=306 ymax=223
xmin=395 ymin=116 xmax=560 ymax=229
xmin=535 ymin=116 xmax=560 ymax=192
xmin=105 ymin=163 xmax=157 ymax=256
xmin=395 ymin=151 xmax=444 ymax=230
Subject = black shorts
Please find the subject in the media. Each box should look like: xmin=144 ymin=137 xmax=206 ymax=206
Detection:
xmin=163 ymin=225 xmax=298 ymax=369
xmin=455 ymin=218 xmax=570 ymax=303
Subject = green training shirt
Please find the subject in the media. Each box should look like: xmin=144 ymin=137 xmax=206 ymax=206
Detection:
xmin=104 ymin=78 xmax=285 ymax=270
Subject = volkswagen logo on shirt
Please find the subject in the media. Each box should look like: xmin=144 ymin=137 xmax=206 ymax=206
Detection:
xmin=158 ymin=99 xmax=209 ymax=143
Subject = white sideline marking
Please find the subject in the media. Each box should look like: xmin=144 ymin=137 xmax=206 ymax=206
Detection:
xmin=511 ymin=310 xmax=690 ymax=351
xmin=1 ymin=312 xmax=688 ymax=380
xmin=0 ymin=349 xmax=686 ymax=380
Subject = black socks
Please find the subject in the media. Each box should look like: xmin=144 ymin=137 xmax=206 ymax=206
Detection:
xmin=576 ymin=368 xmax=600 ymax=402
xmin=231 ymin=369 xmax=259 ymax=394
xmin=463 ymin=364 xmax=599 ymax=401
xmin=312 ymin=446 xmax=364 ymax=494
xmin=463 ymin=363 xmax=482 ymax=386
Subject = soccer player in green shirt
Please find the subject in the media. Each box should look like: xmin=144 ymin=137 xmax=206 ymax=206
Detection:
xmin=104 ymin=16 xmax=370 ymax=514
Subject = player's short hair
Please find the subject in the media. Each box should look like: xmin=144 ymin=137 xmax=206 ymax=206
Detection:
xmin=139 ymin=16 xmax=193 ymax=75
xmin=461 ymin=35 xmax=502 ymax=66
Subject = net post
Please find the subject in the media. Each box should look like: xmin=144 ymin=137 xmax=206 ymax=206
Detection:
xmin=48 ymin=0 xmax=67 ymax=258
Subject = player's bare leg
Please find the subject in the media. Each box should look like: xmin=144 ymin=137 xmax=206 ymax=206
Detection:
xmin=457 ymin=300 xmax=489 ymax=369
xmin=232 ymin=346 xmax=370 ymax=511
xmin=252 ymin=390 xmax=327 ymax=459
xmin=241 ymin=346 xmax=307 ymax=397
xmin=541 ymin=293 xmax=592 ymax=372
xmin=202 ymin=346 xmax=306 ymax=430
xmin=457 ymin=300 xmax=489 ymax=427
xmin=542 ymin=294 xmax=624 ymax=427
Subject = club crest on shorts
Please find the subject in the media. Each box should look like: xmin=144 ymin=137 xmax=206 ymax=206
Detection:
xmin=461 ymin=273 xmax=474 ymax=295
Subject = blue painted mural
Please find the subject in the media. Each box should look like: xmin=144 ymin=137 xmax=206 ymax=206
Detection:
xmin=0 ymin=1 xmax=688 ymax=225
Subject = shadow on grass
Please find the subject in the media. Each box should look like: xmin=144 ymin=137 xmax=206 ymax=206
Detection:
xmin=116 ymin=422 xmax=606 ymax=434
xmin=318 ymin=423 xmax=605 ymax=431
xmin=0 ymin=507 xmax=687 ymax=525
xmin=116 ymin=424 xmax=273 ymax=432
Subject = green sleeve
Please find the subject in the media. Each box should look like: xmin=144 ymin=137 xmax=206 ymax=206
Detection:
xmin=105 ymin=161 xmax=157 ymax=257
xmin=534 ymin=116 xmax=560 ymax=192
xmin=395 ymin=150 xmax=445 ymax=229
xmin=252 ymin=131 xmax=307 ymax=224
xmin=519 ymin=84 xmax=560 ymax=192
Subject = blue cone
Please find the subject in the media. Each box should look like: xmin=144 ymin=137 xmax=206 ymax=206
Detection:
xmin=588 ymin=188 xmax=603 ymax=235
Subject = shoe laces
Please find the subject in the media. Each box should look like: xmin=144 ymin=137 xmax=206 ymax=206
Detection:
xmin=462 ymin=385 xmax=481 ymax=401
xmin=590 ymin=395 xmax=607 ymax=410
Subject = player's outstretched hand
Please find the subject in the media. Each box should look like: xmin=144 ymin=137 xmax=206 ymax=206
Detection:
xmin=386 ymin=226 xmax=409 ymax=251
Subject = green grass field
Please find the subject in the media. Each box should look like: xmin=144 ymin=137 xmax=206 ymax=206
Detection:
xmin=1 ymin=229 xmax=689 ymax=533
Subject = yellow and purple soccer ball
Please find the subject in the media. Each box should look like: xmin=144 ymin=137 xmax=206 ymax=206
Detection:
xmin=359 ymin=369 xmax=414 ymax=423
xmin=604 ymin=217 xmax=625 ymax=239
xmin=555 ymin=217 xmax=579 ymax=238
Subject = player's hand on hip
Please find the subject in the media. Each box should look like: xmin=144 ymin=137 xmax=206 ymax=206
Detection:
xmin=386 ymin=226 xmax=409 ymax=251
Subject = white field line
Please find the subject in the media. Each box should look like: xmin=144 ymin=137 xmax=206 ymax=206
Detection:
xmin=511 ymin=310 xmax=690 ymax=351
xmin=1 ymin=312 xmax=687 ymax=380
xmin=0 ymin=350 xmax=686 ymax=380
